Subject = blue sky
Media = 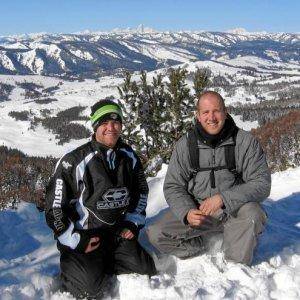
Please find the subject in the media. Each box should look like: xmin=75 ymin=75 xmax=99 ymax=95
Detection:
xmin=1 ymin=0 xmax=299 ymax=36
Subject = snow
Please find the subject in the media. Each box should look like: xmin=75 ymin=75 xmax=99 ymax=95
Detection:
xmin=0 ymin=52 xmax=16 ymax=71
xmin=231 ymin=114 xmax=259 ymax=130
xmin=100 ymin=47 xmax=122 ymax=59
xmin=68 ymin=49 xmax=93 ymax=61
xmin=140 ymin=44 xmax=197 ymax=63
xmin=218 ymin=56 xmax=300 ymax=75
xmin=0 ymin=42 xmax=28 ymax=50
xmin=18 ymin=49 xmax=45 ymax=74
xmin=0 ymin=166 xmax=299 ymax=299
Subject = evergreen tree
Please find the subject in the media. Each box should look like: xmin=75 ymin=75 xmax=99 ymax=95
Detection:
xmin=118 ymin=71 xmax=167 ymax=162
xmin=193 ymin=67 xmax=211 ymax=98
xmin=165 ymin=67 xmax=192 ymax=142
xmin=118 ymin=67 xmax=210 ymax=174
xmin=118 ymin=72 xmax=144 ymax=156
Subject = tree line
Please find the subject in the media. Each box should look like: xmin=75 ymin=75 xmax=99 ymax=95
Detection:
xmin=0 ymin=146 xmax=55 ymax=210
xmin=252 ymin=110 xmax=300 ymax=171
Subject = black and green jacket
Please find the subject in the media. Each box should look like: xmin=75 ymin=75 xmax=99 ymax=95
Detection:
xmin=45 ymin=137 xmax=148 ymax=252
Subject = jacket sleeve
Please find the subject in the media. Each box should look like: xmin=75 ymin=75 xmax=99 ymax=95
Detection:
xmin=163 ymin=136 xmax=198 ymax=224
xmin=124 ymin=150 xmax=149 ymax=228
xmin=45 ymin=155 xmax=89 ymax=252
xmin=220 ymin=134 xmax=271 ymax=215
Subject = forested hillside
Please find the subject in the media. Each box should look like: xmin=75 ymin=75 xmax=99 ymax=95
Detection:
xmin=252 ymin=110 xmax=300 ymax=172
xmin=0 ymin=146 xmax=55 ymax=210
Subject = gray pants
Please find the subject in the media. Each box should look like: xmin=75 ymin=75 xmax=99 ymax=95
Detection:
xmin=146 ymin=202 xmax=267 ymax=265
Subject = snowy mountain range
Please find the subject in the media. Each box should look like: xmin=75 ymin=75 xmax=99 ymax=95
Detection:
xmin=1 ymin=29 xmax=299 ymax=77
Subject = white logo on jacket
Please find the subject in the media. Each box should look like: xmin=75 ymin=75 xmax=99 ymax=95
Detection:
xmin=62 ymin=161 xmax=72 ymax=170
xmin=53 ymin=178 xmax=64 ymax=231
xmin=97 ymin=187 xmax=130 ymax=209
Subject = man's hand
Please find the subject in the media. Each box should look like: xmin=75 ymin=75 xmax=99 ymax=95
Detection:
xmin=85 ymin=237 xmax=100 ymax=253
xmin=199 ymin=194 xmax=223 ymax=216
xmin=186 ymin=209 xmax=212 ymax=226
xmin=120 ymin=229 xmax=135 ymax=240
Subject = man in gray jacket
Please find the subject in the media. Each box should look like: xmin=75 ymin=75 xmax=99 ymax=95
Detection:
xmin=147 ymin=91 xmax=271 ymax=265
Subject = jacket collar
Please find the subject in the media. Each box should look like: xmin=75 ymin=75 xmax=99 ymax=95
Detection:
xmin=194 ymin=114 xmax=238 ymax=148
xmin=91 ymin=134 xmax=123 ymax=153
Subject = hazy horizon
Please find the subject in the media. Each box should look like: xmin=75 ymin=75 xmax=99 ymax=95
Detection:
xmin=1 ymin=0 xmax=299 ymax=36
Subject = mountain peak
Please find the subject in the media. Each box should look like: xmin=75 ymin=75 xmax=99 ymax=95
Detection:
xmin=227 ymin=28 xmax=250 ymax=35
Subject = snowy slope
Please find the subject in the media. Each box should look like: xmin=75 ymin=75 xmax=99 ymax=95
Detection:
xmin=0 ymin=74 xmax=123 ymax=157
xmin=0 ymin=166 xmax=299 ymax=299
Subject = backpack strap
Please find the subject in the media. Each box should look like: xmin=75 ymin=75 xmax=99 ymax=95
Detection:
xmin=187 ymin=129 xmax=200 ymax=196
xmin=225 ymin=128 xmax=244 ymax=184
xmin=224 ymin=144 xmax=236 ymax=171
xmin=224 ymin=127 xmax=238 ymax=171
xmin=187 ymin=129 xmax=200 ymax=177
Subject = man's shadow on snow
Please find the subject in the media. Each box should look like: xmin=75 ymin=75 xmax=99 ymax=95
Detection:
xmin=254 ymin=192 xmax=300 ymax=264
xmin=141 ymin=193 xmax=300 ymax=266
xmin=0 ymin=210 xmax=41 ymax=260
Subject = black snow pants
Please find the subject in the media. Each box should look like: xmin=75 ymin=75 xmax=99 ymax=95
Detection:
xmin=59 ymin=229 xmax=156 ymax=299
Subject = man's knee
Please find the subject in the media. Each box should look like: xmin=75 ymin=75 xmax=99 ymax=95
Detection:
xmin=61 ymin=272 xmax=104 ymax=299
xmin=237 ymin=202 xmax=267 ymax=225
xmin=114 ymin=238 xmax=156 ymax=276
xmin=60 ymin=249 xmax=105 ymax=298
xmin=223 ymin=203 xmax=267 ymax=265
xmin=146 ymin=223 xmax=162 ymax=248
xmin=84 ymin=277 xmax=104 ymax=298
xmin=146 ymin=210 xmax=184 ymax=249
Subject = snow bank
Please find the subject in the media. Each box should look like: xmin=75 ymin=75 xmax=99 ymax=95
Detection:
xmin=0 ymin=167 xmax=299 ymax=299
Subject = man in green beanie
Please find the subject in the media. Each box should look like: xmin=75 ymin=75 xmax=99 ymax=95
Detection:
xmin=45 ymin=99 xmax=156 ymax=298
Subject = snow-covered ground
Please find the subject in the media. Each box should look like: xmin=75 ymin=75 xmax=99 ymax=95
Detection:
xmin=0 ymin=166 xmax=299 ymax=299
